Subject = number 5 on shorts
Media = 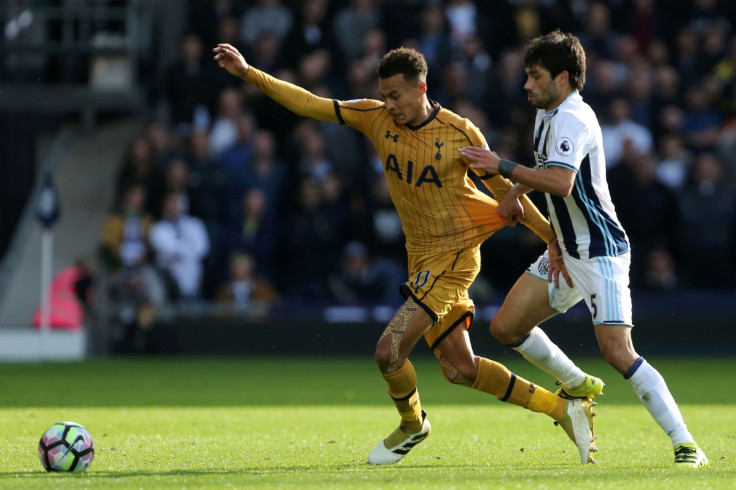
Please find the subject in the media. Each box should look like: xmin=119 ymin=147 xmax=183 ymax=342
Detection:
xmin=590 ymin=293 xmax=597 ymax=319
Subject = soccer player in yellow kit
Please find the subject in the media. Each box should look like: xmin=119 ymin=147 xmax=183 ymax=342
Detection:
xmin=214 ymin=43 xmax=596 ymax=465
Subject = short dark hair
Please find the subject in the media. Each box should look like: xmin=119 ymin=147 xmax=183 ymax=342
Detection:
xmin=524 ymin=30 xmax=586 ymax=91
xmin=377 ymin=47 xmax=428 ymax=82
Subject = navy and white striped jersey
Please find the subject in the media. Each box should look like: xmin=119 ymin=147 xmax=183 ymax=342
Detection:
xmin=532 ymin=91 xmax=629 ymax=259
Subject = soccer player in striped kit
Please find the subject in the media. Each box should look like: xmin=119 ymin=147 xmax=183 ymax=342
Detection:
xmin=460 ymin=29 xmax=708 ymax=468
xmin=213 ymin=42 xmax=598 ymax=465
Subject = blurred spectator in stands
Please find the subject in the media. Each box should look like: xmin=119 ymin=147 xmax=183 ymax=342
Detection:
xmin=280 ymin=0 xmax=338 ymax=72
xmin=187 ymin=131 xmax=229 ymax=225
xmin=188 ymin=0 xmax=245 ymax=50
xmin=437 ymin=61 xmax=469 ymax=108
xmin=319 ymin=174 xmax=349 ymax=246
xmin=209 ymin=87 xmax=245 ymax=158
xmin=111 ymin=299 xmax=177 ymax=354
xmin=658 ymin=103 xmax=686 ymax=136
xmin=246 ymin=31 xmax=282 ymax=74
xmin=218 ymin=113 xmax=256 ymax=181
xmin=577 ymin=1 xmax=619 ymax=60
xmin=215 ymin=251 xmax=279 ymax=313
xmin=345 ymin=56 xmax=374 ymax=98
xmin=511 ymin=1 xmax=542 ymax=44
xmin=381 ymin=0 xmax=423 ymax=48
xmin=701 ymin=24 xmax=729 ymax=75
xmin=361 ymin=176 xmax=406 ymax=297
xmin=642 ymin=248 xmax=679 ymax=291
xmin=445 ymin=0 xmax=478 ymax=49
xmin=332 ymin=0 xmax=380 ymax=65
xmin=228 ymin=187 xmax=278 ymax=281
xmin=99 ymin=183 xmax=166 ymax=308
xmin=584 ymin=59 xmax=624 ymax=116
xmin=417 ymin=4 xmax=451 ymax=87
xmin=714 ymin=35 xmax=736 ymax=88
xmin=679 ymin=152 xmax=735 ymax=288
xmin=147 ymin=158 xmax=192 ymax=219
xmin=339 ymin=27 xmax=386 ymax=100
xmin=681 ymin=83 xmax=723 ymax=151
xmin=672 ymin=27 xmax=702 ymax=86
xmin=32 ymin=255 xmax=97 ymax=330
xmin=485 ymin=48 xmax=528 ymax=128
xmin=145 ymin=120 xmax=180 ymax=172
xmin=116 ymin=136 xmax=156 ymax=200
xmin=150 ymin=192 xmax=210 ymax=300
xmin=240 ymin=0 xmax=293 ymax=51
xmin=328 ymin=241 xmax=385 ymax=303
xmin=207 ymin=16 xmax=246 ymax=96
xmin=609 ymin=151 xmax=679 ymax=287
xmin=240 ymin=129 xmax=286 ymax=214
xmin=625 ymin=58 xmax=655 ymax=128
xmin=717 ymin=111 xmax=736 ymax=186
xmin=297 ymin=125 xmax=334 ymax=181
xmin=650 ymin=65 xmax=681 ymax=137
xmin=646 ymin=39 xmax=670 ymax=69
xmin=280 ymin=178 xmax=338 ymax=300
xmin=625 ymin=0 xmax=656 ymax=54
xmin=164 ymin=33 xmax=214 ymax=137
xmin=456 ymin=35 xmax=492 ymax=109
xmin=297 ymin=49 xmax=336 ymax=93
xmin=655 ymin=133 xmax=693 ymax=192
xmin=360 ymin=28 xmax=387 ymax=71
xmin=613 ymin=34 xmax=645 ymax=81
xmin=601 ymin=97 xmax=653 ymax=169
xmin=187 ymin=130 xmax=230 ymax=295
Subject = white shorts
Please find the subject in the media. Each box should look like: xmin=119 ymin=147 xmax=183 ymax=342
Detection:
xmin=525 ymin=250 xmax=634 ymax=326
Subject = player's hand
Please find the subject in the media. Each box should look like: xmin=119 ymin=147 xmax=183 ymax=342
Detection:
xmin=548 ymin=238 xmax=573 ymax=288
xmin=459 ymin=146 xmax=501 ymax=175
xmin=213 ymin=43 xmax=250 ymax=79
xmin=497 ymin=193 xmax=524 ymax=226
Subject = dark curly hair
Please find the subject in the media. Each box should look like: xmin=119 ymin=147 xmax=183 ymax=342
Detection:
xmin=524 ymin=29 xmax=586 ymax=91
xmin=377 ymin=47 xmax=428 ymax=82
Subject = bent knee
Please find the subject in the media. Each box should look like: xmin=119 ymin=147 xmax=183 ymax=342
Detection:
xmin=374 ymin=338 xmax=393 ymax=372
xmin=441 ymin=360 xmax=477 ymax=385
xmin=600 ymin=344 xmax=637 ymax=373
xmin=490 ymin=319 xmax=521 ymax=346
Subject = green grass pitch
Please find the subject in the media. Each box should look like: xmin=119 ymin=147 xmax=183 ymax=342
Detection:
xmin=1 ymin=356 xmax=734 ymax=489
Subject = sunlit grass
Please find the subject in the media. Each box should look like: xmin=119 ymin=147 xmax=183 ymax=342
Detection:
xmin=0 ymin=357 xmax=733 ymax=489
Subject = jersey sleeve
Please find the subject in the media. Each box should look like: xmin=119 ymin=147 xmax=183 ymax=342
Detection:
xmin=520 ymin=196 xmax=555 ymax=244
xmin=244 ymin=67 xmax=340 ymax=122
xmin=546 ymin=113 xmax=591 ymax=172
xmin=472 ymin=167 xmax=556 ymax=245
xmin=334 ymin=98 xmax=385 ymax=135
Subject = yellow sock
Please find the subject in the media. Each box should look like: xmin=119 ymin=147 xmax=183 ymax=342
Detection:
xmin=382 ymin=360 xmax=423 ymax=431
xmin=472 ymin=357 xmax=564 ymax=420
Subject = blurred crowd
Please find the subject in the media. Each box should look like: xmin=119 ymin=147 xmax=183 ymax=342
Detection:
xmin=99 ymin=0 xmax=736 ymax=326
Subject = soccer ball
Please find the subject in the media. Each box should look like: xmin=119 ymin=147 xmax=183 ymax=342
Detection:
xmin=38 ymin=422 xmax=95 ymax=472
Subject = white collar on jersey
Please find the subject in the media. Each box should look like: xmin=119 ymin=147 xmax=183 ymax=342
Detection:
xmin=545 ymin=90 xmax=580 ymax=116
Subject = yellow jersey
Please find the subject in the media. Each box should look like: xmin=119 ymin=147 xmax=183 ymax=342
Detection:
xmin=243 ymin=67 xmax=554 ymax=255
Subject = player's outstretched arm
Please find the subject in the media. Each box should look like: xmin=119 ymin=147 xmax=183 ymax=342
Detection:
xmin=212 ymin=43 xmax=338 ymax=123
xmin=213 ymin=43 xmax=250 ymax=79
xmin=460 ymin=146 xmax=575 ymax=196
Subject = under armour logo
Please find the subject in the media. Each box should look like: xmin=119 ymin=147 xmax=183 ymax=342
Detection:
xmin=434 ymin=138 xmax=444 ymax=160
xmin=385 ymin=130 xmax=399 ymax=142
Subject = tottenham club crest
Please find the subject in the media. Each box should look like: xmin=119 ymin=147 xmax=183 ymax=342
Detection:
xmin=555 ymin=137 xmax=574 ymax=156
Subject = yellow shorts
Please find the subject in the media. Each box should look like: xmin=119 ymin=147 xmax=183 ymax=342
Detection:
xmin=399 ymin=245 xmax=480 ymax=350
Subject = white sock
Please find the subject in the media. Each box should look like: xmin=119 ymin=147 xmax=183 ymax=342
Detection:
xmin=513 ymin=326 xmax=585 ymax=388
xmin=626 ymin=358 xmax=694 ymax=447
